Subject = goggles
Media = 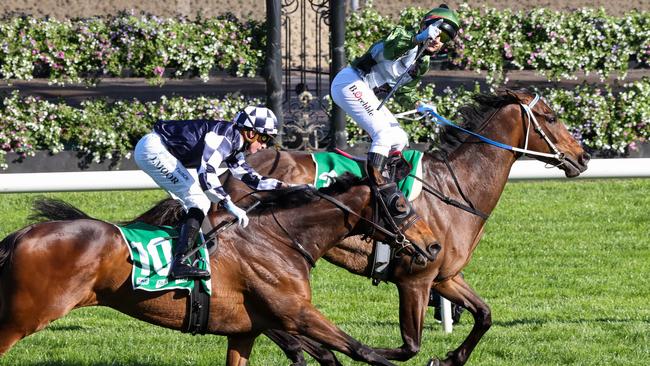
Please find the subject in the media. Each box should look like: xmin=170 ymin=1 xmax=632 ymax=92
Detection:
xmin=243 ymin=129 xmax=274 ymax=145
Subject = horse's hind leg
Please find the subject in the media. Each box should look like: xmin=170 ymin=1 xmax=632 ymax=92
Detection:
xmin=226 ymin=334 xmax=257 ymax=366
xmin=287 ymin=303 xmax=395 ymax=366
xmin=430 ymin=275 xmax=491 ymax=366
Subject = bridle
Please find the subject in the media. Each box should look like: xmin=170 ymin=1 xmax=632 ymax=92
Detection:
xmin=396 ymin=93 xmax=568 ymax=166
xmin=392 ymin=93 xmax=570 ymax=220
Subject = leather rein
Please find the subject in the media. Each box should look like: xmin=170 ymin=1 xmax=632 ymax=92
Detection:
xmin=401 ymin=95 xmax=567 ymax=221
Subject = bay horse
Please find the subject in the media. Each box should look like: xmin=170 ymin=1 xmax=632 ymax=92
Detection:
xmin=0 ymin=175 xmax=439 ymax=365
xmin=221 ymin=89 xmax=591 ymax=365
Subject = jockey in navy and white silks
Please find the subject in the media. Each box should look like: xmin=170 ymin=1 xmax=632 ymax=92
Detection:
xmin=134 ymin=106 xmax=284 ymax=279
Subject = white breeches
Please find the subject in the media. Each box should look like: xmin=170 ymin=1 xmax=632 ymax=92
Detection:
xmin=331 ymin=66 xmax=409 ymax=157
xmin=134 ymin=132 xmax=211 ymax=214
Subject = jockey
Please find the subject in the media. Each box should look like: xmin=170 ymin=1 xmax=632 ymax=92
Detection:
xmin=134 ymin=106 xmax=286 ymax=279
xmin=330 ymin=4 xmax=460 ymax=186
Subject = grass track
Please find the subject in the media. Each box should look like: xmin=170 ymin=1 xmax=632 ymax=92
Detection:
xmin=0 ymin=179 xmax=648 ymax=365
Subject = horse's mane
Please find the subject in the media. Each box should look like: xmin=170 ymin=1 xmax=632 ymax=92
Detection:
xmin=123 ymin=198 xmax=185 ymax=227
xmin=127 ymin=173 xmax=366 ymax=227
xmin=29 ymin=198 xmax=92 ymax=222
xmin=432 ymin=92 xmax=519 ymax=159
xmin=254 ymin=172 xmax=365 ymax=211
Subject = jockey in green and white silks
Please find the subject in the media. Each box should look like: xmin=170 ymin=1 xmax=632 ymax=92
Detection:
xmin=330 ymin=5 xmax=460 ymax=186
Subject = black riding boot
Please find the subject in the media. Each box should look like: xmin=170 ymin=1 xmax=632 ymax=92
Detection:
xmin=169 ymin=207 xmax=210 ymax=280
xmin=366 ymin=152 xmax=388 ymax=186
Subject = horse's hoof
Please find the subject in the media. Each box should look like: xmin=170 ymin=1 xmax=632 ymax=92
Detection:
xmin=426 ymin=358 xmax=440 ymax=366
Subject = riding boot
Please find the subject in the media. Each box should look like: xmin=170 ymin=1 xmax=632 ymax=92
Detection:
xmin=169 ymin=207 xmax=210 ymax=280
xmin=366 ymin=152 xmax=388 ymax=187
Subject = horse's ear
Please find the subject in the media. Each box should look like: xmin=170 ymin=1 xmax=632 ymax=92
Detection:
xmin=505 ymin=88 xmax=532 ymax=103
xmin=504 ymin=89 xmax=521 ymax=102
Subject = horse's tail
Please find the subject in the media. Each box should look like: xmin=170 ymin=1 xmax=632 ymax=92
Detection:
xmin=121 ymin=198 xmax=185 ymax=227
xmin=28 ymin=198 xmax=93 ymax=222
xmin=0 ymin=227 xmax=30 ymax=273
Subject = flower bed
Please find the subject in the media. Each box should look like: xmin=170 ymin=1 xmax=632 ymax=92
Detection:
xmin=0 ymin=6 xmax=647 ymax=86
xmin=2 ymin=78 xmax=648 ymax=169
xmin=0 ymin=12 xmax=265 ymax=84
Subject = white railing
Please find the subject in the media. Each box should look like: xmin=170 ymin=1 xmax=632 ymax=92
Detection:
xmin=1 ymin=158 xmax=648 ymax=193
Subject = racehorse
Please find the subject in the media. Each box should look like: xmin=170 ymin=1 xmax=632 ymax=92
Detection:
xmin=220 ymin=89 xmax=591 ymax=365
xmin=0 ymin=175 xmax=439 ymax=365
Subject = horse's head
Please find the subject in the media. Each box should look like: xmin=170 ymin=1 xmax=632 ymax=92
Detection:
xmin=505 ymin=89 xmax=590 ymax=177
xmin=319 ymin=176 xmax=440 ymax=264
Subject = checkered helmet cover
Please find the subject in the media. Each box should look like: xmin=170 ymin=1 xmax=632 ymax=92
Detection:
xmin=233 ymin=106 xmax=279 ymax=136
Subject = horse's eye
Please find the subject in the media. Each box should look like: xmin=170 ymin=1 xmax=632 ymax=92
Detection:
xmin=548 ymin=116 xmax=557 ymax=124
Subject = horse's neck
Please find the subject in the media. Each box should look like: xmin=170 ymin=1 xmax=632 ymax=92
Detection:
xmin=427 ymin=111 xmax=521 ymax=216
xmin=223 ymin=191 xmax=369 ymax=268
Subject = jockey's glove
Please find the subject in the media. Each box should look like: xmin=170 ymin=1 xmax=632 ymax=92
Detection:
xmin=417 ymin=102 xmax=438 ymax=115
xmin=415 ymin=20 xmax=443 ymax=43
xmin=224 ymin=199 xmax=249 ymax=228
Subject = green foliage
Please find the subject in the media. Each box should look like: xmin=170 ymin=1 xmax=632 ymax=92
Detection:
xmin=346 ymin=4 xmax=650 ymax=86
xmin=0 ymin=179 xmax=648 ymax=365
xmin=2 ymin=79 xmax=649 ymax=169
xmin=0 ymin=6 xmax=647 ymax=86
xmin=0 ymin=92 xmax=260 ymax=169
xmin=0 ymin=12 xmax=265 ymax=84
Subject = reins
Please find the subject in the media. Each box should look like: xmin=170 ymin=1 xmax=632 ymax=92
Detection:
xmin=269 ymin=207 xmax=317 ymax=268
xmin=394 ymin=94 xmax=567 ymax=219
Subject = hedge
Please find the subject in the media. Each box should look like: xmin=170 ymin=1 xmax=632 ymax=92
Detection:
xmin=2 ymin=78 xmax=648 ymax=169
xmin=0 ymin=5 xmax=648 ymax=86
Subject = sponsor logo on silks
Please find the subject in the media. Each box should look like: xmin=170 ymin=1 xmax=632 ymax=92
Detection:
xmin=136 ymin=277 xmax=150 ymax=286
xmin=318 ymin=169 xmax=338 ymax=188
xmin=149 ymin=157 xmax=180 ymax=184
xmin=174 ymin=167 xmax=190 ymax=181
xmin=348 ymin=84 xmax=374 ymax=116
xmin=156 ymin=279 xmax=169 ymax=288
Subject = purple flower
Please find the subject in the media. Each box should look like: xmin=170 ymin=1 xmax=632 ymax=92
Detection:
xmin=56 ymin=51 xmax=65 ymax=59
xmin=153 ymin=66 xmax=164 ymax=76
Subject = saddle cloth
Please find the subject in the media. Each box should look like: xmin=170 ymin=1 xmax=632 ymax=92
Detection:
xmin=117 ymin=221 xmax=212 ymax=295
xmin=311 ymin=150 xmax=424 ymax=201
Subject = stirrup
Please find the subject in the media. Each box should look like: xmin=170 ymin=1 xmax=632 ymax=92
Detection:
xmin=169 ymin=261 xmax=210 ymax=279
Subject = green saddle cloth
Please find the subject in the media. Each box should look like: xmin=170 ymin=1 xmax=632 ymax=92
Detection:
xmin=311 ymin=150 xmax=424 ymax=200
xmin=118 ymin=221 xmax=211 ymax=295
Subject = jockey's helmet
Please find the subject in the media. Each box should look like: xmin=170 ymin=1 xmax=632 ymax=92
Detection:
xmin=422 ymin=5 xmax=460 ymax=43
xmin=234 ymin=106 xmax=279 ymax=136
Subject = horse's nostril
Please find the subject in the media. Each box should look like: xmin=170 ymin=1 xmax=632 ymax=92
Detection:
xmin=427 ymin=242 xmax=441 ymax=260
xmin=581 ymin=152 xmax=591 ymax=165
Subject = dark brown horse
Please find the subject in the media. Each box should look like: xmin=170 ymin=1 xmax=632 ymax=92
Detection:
xmin=0 ymin=175 xmax=439 ymax=365
xmin=222 ymin=89 xmax=590 ymax=365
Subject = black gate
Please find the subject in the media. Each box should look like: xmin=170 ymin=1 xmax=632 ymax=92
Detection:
xmin=265 ymin=0 xmax=346 ymax=151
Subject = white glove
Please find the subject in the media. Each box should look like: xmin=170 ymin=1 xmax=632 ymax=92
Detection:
xmin=417 ymin=102 xmax=438 ymax=115
xmin=414 ymin=20 xmax=443 ymax=43
xmin=223 ymin=199 xmax=249 ymax=228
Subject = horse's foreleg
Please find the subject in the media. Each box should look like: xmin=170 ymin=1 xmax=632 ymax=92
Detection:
xmin=289 ymin=304 xmax=396 ymax=366
xmin=431 ymin=275 xmax=491 ymax=366
xmin=226 ymin=334 xmax=257 ymax=366
xmin=372 ymin=279 xmax=430 ymax=361
xmin=264 ymin=329 xmax=308 ymax=366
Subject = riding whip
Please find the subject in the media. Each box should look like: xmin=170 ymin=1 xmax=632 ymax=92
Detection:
xmin=180 ymin=200 xmax=261 ymax=262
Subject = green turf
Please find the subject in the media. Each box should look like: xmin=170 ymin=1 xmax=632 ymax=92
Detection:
xmin=0 ymin=179 xmax=648 ymax=365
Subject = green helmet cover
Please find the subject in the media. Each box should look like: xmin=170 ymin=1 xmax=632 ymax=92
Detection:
xmin=422 ymin=7 xmax=460 ymax=42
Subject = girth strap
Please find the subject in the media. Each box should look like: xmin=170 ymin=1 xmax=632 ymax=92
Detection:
xmin=184 ymin=248 xmax=211 ymax=335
